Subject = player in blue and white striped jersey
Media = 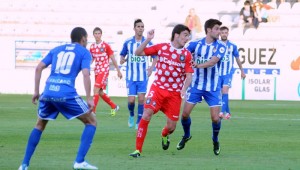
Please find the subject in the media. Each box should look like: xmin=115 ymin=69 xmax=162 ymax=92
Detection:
xmin=120 ymin=19 xmax=157 ymax=129
xmin=177 ymin=19 xmax=226 ymax=155
xmin=219 ymin=26 xmax=246 ymax=120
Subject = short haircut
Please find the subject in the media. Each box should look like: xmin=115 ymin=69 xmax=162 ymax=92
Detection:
xmin=244 ymin=0 xmax=251 ymax=5
xmin=204 ymin=19 xmax=222 ymax=34
xmin=171 ymin=24 xmax=190 ymax=41
xmin=220 ymin=26 xmax=229 ymax=31
xmin=134 ymin=19 xmax=143 ymax=28
xmin=93 ymin=27 xmax=102 ymax=34
xmin=71 ymin=27 xmax=87 ymax=43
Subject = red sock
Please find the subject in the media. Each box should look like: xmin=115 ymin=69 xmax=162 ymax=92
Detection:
xmin=101 ymin=93 xmax=117 ymax=109
xmin=161 ymin=126 xmax=169 ymax=137
xmin=136 ymin=119 xmax=150 ymax=153
xmin=93 ymin=94 xmax=100 ymax=113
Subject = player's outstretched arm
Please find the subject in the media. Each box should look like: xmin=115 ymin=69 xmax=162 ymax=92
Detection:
xmin=193 ymin=56 xmax=219 ymax=69
xmin=135 ymin=29 xmax=155 ymax=56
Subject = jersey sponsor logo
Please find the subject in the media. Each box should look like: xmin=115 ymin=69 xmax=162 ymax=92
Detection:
xmin=40 ymin=97 xmax=66 ymax=102
xmin=93 ymin=53 xmax=106 ymax=57
xmin=48 ymin=78 xmax=71 ymax=85
xmin=195 ymin=56 xmax=209 ymax=64
xmin=100 ymin=47 xmax=104 ymax=52
xmin=163 ymin=57 xmax=183 ymax=67
xmin=130 ymin=56 xmax=146 ymax=63
xmin=49 ymin=85 xmax=60 ymax=91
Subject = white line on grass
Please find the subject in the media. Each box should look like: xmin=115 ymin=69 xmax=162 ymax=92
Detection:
xmin=233 ymin=116 xmax=300 ymax=121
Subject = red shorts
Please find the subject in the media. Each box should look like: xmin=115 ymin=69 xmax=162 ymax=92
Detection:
xmin=144 ymin=85 xmax=182 ymax=121
xmin=94 ymin=72 xmax=108 ymax=89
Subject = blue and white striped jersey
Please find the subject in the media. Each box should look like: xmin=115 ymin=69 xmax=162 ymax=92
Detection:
xmin=186 ymin=38 xmax=226 ymax=91
xmin=120 ymin=36 xmax=155 ymax=82
xmin=219 ymin=40 xmax=239 ymax=76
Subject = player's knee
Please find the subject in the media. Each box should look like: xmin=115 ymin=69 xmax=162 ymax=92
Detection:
xmin=168 ymin=126 xmax=176 ymax=134
xmin=181 ymin=112 xmax=190 ymax=119
xmin=212 ymin=117 xmax=220 ymax=123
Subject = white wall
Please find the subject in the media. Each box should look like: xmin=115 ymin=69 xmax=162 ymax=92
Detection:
xmin=1 ymin=37 xmax=300 ymax=101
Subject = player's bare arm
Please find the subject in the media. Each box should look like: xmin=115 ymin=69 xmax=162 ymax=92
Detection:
xmin=120 ymin=55 xmax=127 ymax=65
xmin=147 ymin=57 xmax=158 ymax=77
xmin=193 ymin=56 xmax=219 ymax=69
xmin=110 ymin=55 xmax=123 ymax=79
xmin=180 ymin=73 xmax=193 ymax=98
xmin=82 ymin=68 xmax=94 ymax=112
xmin=235 ymin=57 xmax=246 ymax=79
xmin=135 ymin=29 xmax=155 ymax=56
xmin=32 ymin=62 xmax=46 ymax=104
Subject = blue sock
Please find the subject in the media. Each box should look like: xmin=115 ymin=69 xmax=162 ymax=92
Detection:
xmin=22 ymin=128 xmax=42 ymax=166
xmin=128 ymin=103 xmax=135 ymax=117
xmin=136 ymin=104 xmax=144 ymax=125
xmin=212 ymin=121 xmax=221 ymax=142
xmin=225 ymin=94 xmax=231 ymax=114
xmin=181 ymin=117 xmax=191 ymax=138
xmin=222 ymin=94 xmax=228 ymax=113
xmin=75 ymin=125 xmax=96 ymax=163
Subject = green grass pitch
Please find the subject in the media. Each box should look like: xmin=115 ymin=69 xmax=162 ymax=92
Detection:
xmin=0 ymin=94 xmax=299 ymax=170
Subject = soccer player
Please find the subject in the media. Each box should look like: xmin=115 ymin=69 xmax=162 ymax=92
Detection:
xmin=18 ymin=27 xmax=98 ymax=170
xmin=120 ymin=19 xmax=157 ymax=129
xmin=219 ymin=26 xmax=246 ymax=120
xmin=129 ymin=24 xmax=194 ymax=158
xmin=90 ymin=27 xmax=122 ymax=116
xmin=176 ymin=19 xmax=226 ymax=156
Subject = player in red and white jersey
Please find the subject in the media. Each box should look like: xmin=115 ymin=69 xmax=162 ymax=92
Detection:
xmin=90 ymin=27 xmax=122 ymax=116
xmin=129 ymin=24 xmax=194 ymax=157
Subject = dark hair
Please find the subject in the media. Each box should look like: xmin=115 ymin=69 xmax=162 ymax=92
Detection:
xmin=244 ymin=0 xmax=251 ymax=5
xmin=93 ymin=27 xmax=102 ymax=34
xmin=171 ymin=24 xmax=190 ymax=41
xmin=134 ymin=19 xmax=143 ymax=28
xmin=220 ymin=26 xmax=229 ymax=31
xmin=204 ymin=19 xmax=222 ymax=34
xmin=71 ymin=27 xmax=87 ymax=43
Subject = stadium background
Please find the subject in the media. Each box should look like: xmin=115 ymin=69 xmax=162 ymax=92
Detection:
xmin=0 ymin=0 xmax=299 ymax=101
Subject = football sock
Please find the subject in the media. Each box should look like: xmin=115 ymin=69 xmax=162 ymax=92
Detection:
xmin=101 ymin=93 xmax=116 ymax=109
xmin=136 ymin=118 xmax=149 ymax=153
xmin=93 ymin=94 xmax=100 ymax=113
xmin=222 ymin=93 xmax=229 ymax=113
xmin=75 ymin=125 xmax=96 ymax=163
xmin=181 ymin=117 xmax=191 ymax=138
xmin=22 ymin=128 xmax=42 ymax=166
xmin=128 ymin=103 xmax=135 ymax=117
xmin=136 ymin=104 xmax=144 ymax=125
xmin=212 ymin=121 xmax=221 ymax=142
xmin=161 ymin=126 xmax=169 ymax=137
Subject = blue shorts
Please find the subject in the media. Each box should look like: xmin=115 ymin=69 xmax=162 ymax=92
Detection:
xmin=38 ymin=95 xmax=89 ymax=120
xmin=219 ymin=74 xmax=233 ymax=88
xmin=186 ymin=87 xmax=222 ymax=107
xmin=126 ymin=80 xmax=148 ymax=96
